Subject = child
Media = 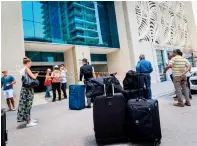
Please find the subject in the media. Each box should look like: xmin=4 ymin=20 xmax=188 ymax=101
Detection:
xmin=1 ymin=70 xmax=16 ymax=111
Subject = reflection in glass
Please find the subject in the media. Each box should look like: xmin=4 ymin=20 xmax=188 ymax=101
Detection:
xmin=156 ymin=50 xmax=167 ymax=82
xmin=26 ymin=51 xmax=41 ymax=62
xmin=23 ymin=21 xmax=34 ymax=38
xmin=33 ymin=2 xmax=44 ymax=23
xmin=22 ymin=1 xmax=120 ymax=48
xmin=22 ymin=1 xmax=33 ymax=21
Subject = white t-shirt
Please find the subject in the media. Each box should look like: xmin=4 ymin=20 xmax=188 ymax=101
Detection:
xmin=60 ymin=70 xmax=67 ymax=83
xmin=167 ymin=60 xmax=172 ymax=75
xmin=19 ymin=67 xmax=26 ymax=76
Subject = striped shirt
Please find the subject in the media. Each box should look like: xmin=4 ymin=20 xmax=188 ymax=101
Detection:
xmin=169 ymin=55 xmax=190 ymax=76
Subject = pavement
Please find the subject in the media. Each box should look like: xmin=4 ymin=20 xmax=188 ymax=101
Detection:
xmin=5 ymin=94 xmax=197 ymax=146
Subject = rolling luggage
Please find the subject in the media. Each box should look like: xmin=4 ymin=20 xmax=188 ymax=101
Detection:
xmin=126 ymin=98 xmax=162 ymax=145
xmin=69 ymin=85 xmax=85 ymax=110
xmin=93 ymin=78 xmax=127 ymax=145
xmin=121 ymin=88 xmax=146 ymax=101
xmin=1 ymin=108 xmax=8 ymax=146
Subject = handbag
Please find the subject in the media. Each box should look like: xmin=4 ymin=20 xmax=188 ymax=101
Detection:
xmin=22 ymin=73 xmax=40 ymax=88
xmin=44 ymin=80 xmax=51 ymax=86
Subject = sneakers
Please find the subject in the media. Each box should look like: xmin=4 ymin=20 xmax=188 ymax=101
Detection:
xmin=31 ymin=119 xmax=38 ymax=123
xmin=12 ymin=108 xmax=16 ymax=111
xmin=26 ymin=121 xmax=38 ymax=128
xmin=174 ymin=103 xmax=185 ymax=107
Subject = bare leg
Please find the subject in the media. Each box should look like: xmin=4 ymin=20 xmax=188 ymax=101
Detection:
xmin=10 ymin=98 xmax=15 ymax=109
xmin=6 ymin=98 xmax=12 ymax=110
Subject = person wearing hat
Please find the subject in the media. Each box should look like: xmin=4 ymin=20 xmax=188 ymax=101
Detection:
xmin=44 ymin=68 xmax=52 ymax=98
xmin=51 ymin=65 xmax=61 ymax=102
xmin=1 ymin=70 xmax=16 ymax=111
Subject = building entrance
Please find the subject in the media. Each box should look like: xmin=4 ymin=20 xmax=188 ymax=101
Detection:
xmin=31 ymin=66 xmax=53 ymax=92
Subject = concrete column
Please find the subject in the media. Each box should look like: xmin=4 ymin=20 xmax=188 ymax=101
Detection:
xmin=107 ymin=1 xmax=135 ymax=83
xmin=73 ymin=46 xmax=91 ymax=81
xmin=64 ymin=46 xmax=91 ymax=85
xmin=64 ymin=48 xmax=76 ymax=86
xmin=1 ymin=2 xmax=25 ymax=107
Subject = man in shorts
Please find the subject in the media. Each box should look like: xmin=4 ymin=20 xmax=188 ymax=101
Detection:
xmin=1 ymin=70 xmax=16 ymax=111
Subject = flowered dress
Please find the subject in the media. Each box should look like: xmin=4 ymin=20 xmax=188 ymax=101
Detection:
xmin=17 ymin=68 xmax=34 ymax=122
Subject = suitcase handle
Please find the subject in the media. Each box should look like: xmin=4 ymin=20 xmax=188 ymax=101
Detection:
xmin=103 ymin=83 xmax=115 ymax=97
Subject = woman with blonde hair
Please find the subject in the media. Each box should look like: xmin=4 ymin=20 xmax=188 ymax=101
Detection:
xmin=17 ymin=57 xmax=39 ymax=127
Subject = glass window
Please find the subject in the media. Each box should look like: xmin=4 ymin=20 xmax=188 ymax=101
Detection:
xmin=22 ymin=1 xmax=33 ymax=21
xmin=22 ymin=1 xmax=120 ymax=48
xmin=49 ymin=5 xmax=61 ymax=26
xmin=53 ymin=53 xmax=64 ymax=62
xmin=33 ymin=2 xmax=44 ymax=23
xmin=42 ymin=52 xmax=54 ymax=62
xmin=51 ymin=25 xmax=62 ymax=40
xmin=34 ymin=22 xmax=46 ymax=39
xmin=91 ymin=54 xmax=107 ymax=62
xmin=156 ymin=50 xmax=167 ymax=82
xmin=23 ymin=21 xmax=35 ymax=38
xmin=26 ymin=51 xmax=41 ymax=62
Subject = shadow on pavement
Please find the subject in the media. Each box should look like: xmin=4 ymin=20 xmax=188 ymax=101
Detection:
xmin=16 ymin=123 xmax=26 ymax=129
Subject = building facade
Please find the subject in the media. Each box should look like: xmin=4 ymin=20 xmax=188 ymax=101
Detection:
xmin=2 ymin=1 xmax=197 ymax=103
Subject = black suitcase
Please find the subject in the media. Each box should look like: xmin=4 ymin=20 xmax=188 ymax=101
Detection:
xmin=121 ymin=88 xmax=146 ymax=101
xmin=93 ymin=82 xmax=127 ymax=145
xmin=126 ymin=98 xmax=162 ymax=145
xmin=1 ymin=108 xmax=8 ymax=146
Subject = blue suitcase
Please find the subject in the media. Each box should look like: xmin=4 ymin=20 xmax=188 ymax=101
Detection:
xmin=69 ymin=85 xmax=85 ymax=110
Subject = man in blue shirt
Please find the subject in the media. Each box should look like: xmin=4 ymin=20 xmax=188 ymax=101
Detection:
xmin=136 ymin=54 xmax=153 ymax=99
xmin=1 ymin=70 xmax=16 ymax=111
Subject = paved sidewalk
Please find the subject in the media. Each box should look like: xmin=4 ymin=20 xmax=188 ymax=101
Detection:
xmin=6 ymin=95 xmax=197 ymax=146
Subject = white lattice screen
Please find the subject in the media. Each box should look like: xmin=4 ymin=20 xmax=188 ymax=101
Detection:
xmin=135 ymin=1 xmax=191 ymax=48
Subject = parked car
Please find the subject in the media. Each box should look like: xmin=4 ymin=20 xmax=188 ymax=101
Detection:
xmin=190 ymin=67 xmax=197 ymax=93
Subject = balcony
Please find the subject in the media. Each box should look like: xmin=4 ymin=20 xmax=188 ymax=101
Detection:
xmin=69 ymin=26 xmax=98 ymax=34
xmin=68 ymin=18 xmax=97 ymax=27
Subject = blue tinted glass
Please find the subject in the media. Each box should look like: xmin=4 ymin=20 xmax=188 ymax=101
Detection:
xmin=33 ymin=2 xmax=44 ymax=23
xmin=49 ymin=5 xmax=61 ymax=26
xmin=22 ymin=2 xmax=33 ymax=21
xmin=27 ymin=52 xmax=41 ymax=62
xmin=34 ymin=22 xmax=46 ymax=39
xmin=91 ymin=54 xmax=107 ymax=61
xmin=53 ymin=53 xmax=64 ymax=61
xmin=51 ymin=25 xmax=62 ymax=39
xmin=23 ymin=21 xmax=34 ymax=38
xmin=22 ymin=1 xmax=120 ymax=48
xmin=42 ymin=52 xmax=54 ymax=62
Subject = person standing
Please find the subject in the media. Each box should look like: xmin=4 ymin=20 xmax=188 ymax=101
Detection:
xmin=17 ymin=57 xmax=38 ymax=127
xmin=44 ymin=68 xmax=52 ymax=98
xmin=51 ymin=65 xmax=61 ymax=102
xmin=60 ymin=64 xmax=67 ymax=99
xmin=79 ymin=58 xmax=94 ymax=108
xmin=136 ymin=54 xmax=153 ymax=99
xmin=1 ymin=70 xmax=16 ymax=111
xmin=167 ymin=53 xmax=178 ymax=100
xmin=186 ymin=70 xmax=192 ymax=99
xmin=164 ymin=49 xmax=191 ymax=107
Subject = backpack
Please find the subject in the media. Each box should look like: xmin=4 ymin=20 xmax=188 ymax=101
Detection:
xmin=123 ymin=70 xmax=146 ymax=90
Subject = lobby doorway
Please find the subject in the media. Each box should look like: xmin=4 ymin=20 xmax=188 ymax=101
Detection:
xmin=31 ymin=66 xmax=53 ymax=92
